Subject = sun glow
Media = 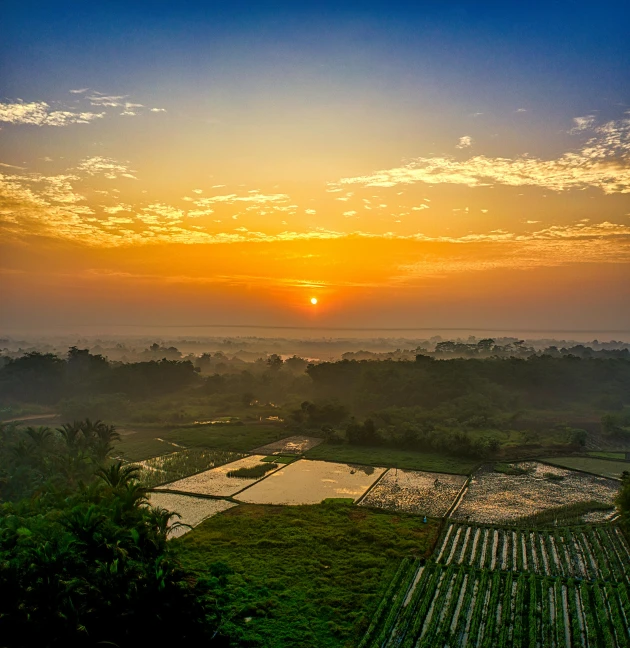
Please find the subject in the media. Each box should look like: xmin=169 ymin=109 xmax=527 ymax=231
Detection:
xmin=310 ymin=297 xmax=318 ymax=305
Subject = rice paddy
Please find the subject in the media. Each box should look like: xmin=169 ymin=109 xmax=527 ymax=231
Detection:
xmin=359 ymin=468 xmax=467 ymax=516
xmin=235 ymin=459 xmax=386 ymax=505
xmin=134 ymin=448 xmax=245 ymax=487
xmin=155 ymin=454 xmax=282 ymax=496
xmin=148 ymin=492 xmax=237 ymax=537
xmin=251 ymin=434 xmax=324 ymax=455
xmin=452 ymin=462 xmax=619 ymax=524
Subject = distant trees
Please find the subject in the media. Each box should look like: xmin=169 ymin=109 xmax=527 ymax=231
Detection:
xmin=290 ymin=400 xmax=349 ymax=427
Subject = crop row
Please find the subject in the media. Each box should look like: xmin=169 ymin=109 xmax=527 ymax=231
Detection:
xmin=134 ymin=448 xmax=244 ymax=487
xmin=435 ymin=522 xmax=630 ymax=583
xmin=361 ymin=564 xmax=630 ymax=648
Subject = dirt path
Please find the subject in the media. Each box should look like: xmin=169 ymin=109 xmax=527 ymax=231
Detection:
xmin=3 ymin=413 xmax=60 ymax=423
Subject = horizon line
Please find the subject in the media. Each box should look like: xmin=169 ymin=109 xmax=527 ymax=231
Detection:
xmin=2 ymin=324 xmax=630 ymax=335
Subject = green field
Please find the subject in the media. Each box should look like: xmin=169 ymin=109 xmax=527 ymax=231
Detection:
xmin=114 ymin=424 xmax=285 ymax=461
xmin=305 ymin=444 xmax=479 ymax=475
xmin=541 ymin=456 xmax=629 ymax=480
xmin=587 ymin=451 xmax=628 ymax=460
xmin=361 ymin=521 xmax=630 ymax=647
xmin=176 ymin=504 xmax=440 ymax=647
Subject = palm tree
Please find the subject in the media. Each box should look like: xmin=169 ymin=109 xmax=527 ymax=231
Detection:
xmin=96 ymin=461 xmax=141 ymax=489
xmin=57 ymin=422 xmax=84 ymax=453
xmin=146 ymin=506 xmax=190 ymax=538
xmin=24 ymin=426 xmax=53 ymax=449
xmin=92 ymin=422 xmax=121 ymax=462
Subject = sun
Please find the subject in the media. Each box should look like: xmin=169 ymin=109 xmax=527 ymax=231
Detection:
xmin=310 ymin=297 xmax=318 ymax=305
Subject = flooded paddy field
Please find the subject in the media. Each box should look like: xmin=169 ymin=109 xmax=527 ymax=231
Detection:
xmin=148 ymin=492 xmax=237 ymax=538
xmin=235 ymin=459 xmax=385 ymax=505
xmin=452 ymin=462 xmax=619 ymax=524
xmin=359 ymin=468 xmax=467 ymax=516
xmin=156 ymin=454 xmax=282 ymax=496
xmin=251 ymin=434 xmax=324 ymax=455
xmin=135 ymin=448 xmax=245 ymax=487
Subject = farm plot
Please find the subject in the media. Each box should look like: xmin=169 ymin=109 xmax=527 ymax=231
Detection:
xmin=235 ymin=459 xmax=385 ymax=505
xmin=541 ymin=456 xmax=629 ymax=480
xmin=155 ymin=454 xmax=281 ymax=496
xmin=251 ymin=434 xmax=324 ymax=455
xmin=359 ymin=561 xmax=630 ymax=648
xmin=134 ymin=448 xmax=245 ymax=487
xmin=452 ymin=462 xmax=618 ymax=524
xmin=434 ymin=522 xmax=630 ymax=583
xmin=148 ymin=492 xmax=237 ymax=538
xmin=359 ymin=469 xmax=466 ymax=516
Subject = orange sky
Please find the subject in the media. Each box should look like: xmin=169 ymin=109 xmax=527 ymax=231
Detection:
xmin=1 ymin=5 xmax=629 ymax=335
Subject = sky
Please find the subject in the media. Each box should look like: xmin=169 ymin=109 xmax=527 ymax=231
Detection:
xmin=1 ymin=1 xmax=630 ymax=335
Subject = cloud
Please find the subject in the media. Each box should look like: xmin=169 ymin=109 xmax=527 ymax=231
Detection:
xmin=412 ymin=205 xmax=429 ymax=211
xmin=120 ymin=102 xmax=145 ymax=117
xmin=190 ymin=192 xmax=290 ymax=207
xmin=343 ymin=211 xmax=357 ymax=217
xmin=102 ymin=204 xmax=132 ymax=214
xmin=570 ymin=115 xmax=596 ymax=133
xmin=0 ymin=162 xmax=25 ymax=170
xmin=0 ymin=101 xmax=105 ymax=126
xmin=77 ymin=157 xmax=137 ymax=179
xmin=515 ymin=108 xmax=527 ymax=113
xmin=456 ymin=136 xmax=472 ymax=149
xmin=69 ymin=88 xmax=89 ymax=94
xmin=335 ymin=117 xmax=630 ymax=194
xmin=150 ymin=107 xmax=167 ymax=113
xmin=86 ymin=94 xmax=127 ymax=107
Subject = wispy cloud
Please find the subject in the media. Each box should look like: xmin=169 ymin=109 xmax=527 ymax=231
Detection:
xmin=570 ymin=114 xmax=596 ymax=133
xmin=335 ymin=117 xmax=630 ymax=194
xmin=188 ymin=192 xmax=290 ymax=207
xmin=77 ymin=156 xmax=136 ymax=179
xmin=86 ymin=94 xmax=127 ymax=107
xmin=69 ymin=88 xmax=89 ymax=94
xmin=120 ymin=102 xmax=144 ymax=116
xmin=0 ymin=101 xmax=105 ymax=126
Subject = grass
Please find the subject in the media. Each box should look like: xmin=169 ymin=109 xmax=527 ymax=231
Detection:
xmin=114 ymin=424 xmax=286 ymax=461
xmin=227 ymin=463 xmax=278 ymax=479
xmin=134 ymin=448 xmax=244 ymax=487
xmin=175 ymin=504 xmax=440 ymax=648
xmin=322 ymin=498 xmax=354 ymax=504
xmin=541 ymin=456 xmax=630 ymax=480
xmin=587 ymin=451 xmax=628 ymax=460
xmin=494 ymin=462 xmax=534 ymax=476
xmin=304 ymin=444 xmax=479 ymax=475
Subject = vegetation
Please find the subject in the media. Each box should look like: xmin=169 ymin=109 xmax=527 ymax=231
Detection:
xmin=176 ymin=504 xmax=440 ymax=647
xmin=0 ymin=419 xmax=218 ymax=646
xmin=261 ymin=455 xmax=296 ymax=463
xmin=226 ymin=462 xmax=278 ymax=479
xmin=494 ymin=462 xmax=534 ymax=476
xmin=363 ymin=520 xmax=630 ymax=647
xmin=0 ymin=418 xmax=121 ymax=501
xmin=115 ymin=424 xmax=285 ymax=462
xmin=3 ymin=347 xmax=630 ymax=470
xmin=305 ymin=444 xmax=479 ymax=475
xmin=133 ymin=448 xmax=245 ymax=488
xmin=2 ymin=344 xmax=630 ymax=646
xmin=541 ymin=456 xmax=630 ymax=480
